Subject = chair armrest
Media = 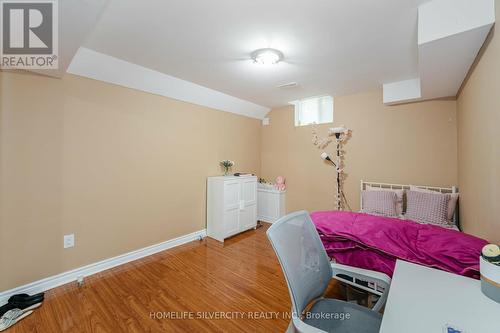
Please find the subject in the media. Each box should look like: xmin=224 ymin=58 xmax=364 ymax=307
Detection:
xmin=331 ymin=262 xmax=391 ymax=286
xmin=331 ymin=262 xmax=391 ymax=312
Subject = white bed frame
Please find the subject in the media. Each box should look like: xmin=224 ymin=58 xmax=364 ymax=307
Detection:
xmin=360 ymin=180 xmax=459 ymax=228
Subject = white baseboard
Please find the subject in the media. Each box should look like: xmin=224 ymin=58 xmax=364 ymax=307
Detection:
xmin=0 ymin=229 xmax=207 ymax=306
xmin=258 ymin=216 xmax=277 ymax=223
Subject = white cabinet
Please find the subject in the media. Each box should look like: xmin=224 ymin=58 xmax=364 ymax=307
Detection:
xmin=207 ymin=176 xmax=257 ymax=242
xmin=257 ymin=184 xmax=286 ymax=223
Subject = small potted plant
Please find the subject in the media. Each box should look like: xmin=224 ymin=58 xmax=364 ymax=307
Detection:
xmin=220 ymin=160 xmax=235 ymax=176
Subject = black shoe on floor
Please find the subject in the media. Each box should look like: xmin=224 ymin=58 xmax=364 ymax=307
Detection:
xmin=0 ymin=293 xmax=45 ymax=317
xmin=8 ymin=293 xmax=44 ymax=304
xmin=0 ymin=303 xmax=14 ymax=319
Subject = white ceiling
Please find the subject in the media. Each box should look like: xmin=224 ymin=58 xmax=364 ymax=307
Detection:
xmin=11 ymin=0 xmax=109 ymax=77
xmin=83 ymin=0 xmax=430 ymax=108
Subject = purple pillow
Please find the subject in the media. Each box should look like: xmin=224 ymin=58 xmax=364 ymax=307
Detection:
xmin=361 ymin=190 xmax=398 ymax=217
xmin=406 ymin=190 xmax=451 ymax=227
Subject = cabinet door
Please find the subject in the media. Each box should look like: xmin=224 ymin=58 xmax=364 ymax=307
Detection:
xmin=240 ymin=179 xmax=257 ymax=230
xmin=257 ymin=191 xmax=279 ymax=222
xmin=240 ymin=203 xmax=257 ymax=230
xmin=241 ymin=178 xmax=257 ymax=205
xmin=223 ymin=180 xmax=240 ymax=237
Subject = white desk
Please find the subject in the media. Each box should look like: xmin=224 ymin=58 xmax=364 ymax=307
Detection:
xmin=380 ymin=260 xmax=500 ymax=333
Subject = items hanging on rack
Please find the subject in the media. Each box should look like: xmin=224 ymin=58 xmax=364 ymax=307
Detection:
xmin=312 ymin=124 xmax=352 ymax=211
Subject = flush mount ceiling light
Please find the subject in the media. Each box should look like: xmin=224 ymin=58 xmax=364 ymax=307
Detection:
xmin=251 ymin=48 xmax=284 ymax=65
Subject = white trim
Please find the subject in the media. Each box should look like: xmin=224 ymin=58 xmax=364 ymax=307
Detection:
xmin=67 ymin=47 xmax=270 ymax=120
xmin=258 ymin=217 xmax=277 ymax=224
xmin=0 ymin=229 xmax=207 ymax=306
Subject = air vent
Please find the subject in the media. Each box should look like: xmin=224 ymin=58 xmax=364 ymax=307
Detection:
xmin=277 ymin=82 xmax=298 ymax=89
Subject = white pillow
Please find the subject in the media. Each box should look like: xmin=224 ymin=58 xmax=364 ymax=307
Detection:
xmin=361 ymin=190 xmax=398 ymax=217
xmin=409 ymin=185 xmax=459 ymax=222
xmin=366 ymin=185 xmax=404 ymax=216
xmin=406 ymin=190 xmax=451 ymax=227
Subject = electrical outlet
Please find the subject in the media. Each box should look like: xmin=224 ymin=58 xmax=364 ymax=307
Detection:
xmin=64 ymin=234 xmax=75 ymax=249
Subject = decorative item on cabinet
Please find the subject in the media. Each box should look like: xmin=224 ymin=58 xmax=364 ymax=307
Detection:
xmin=219 ymin=160 xmax=235 ymax=176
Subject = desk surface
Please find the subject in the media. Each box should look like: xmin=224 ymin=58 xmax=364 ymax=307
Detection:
xmin=380 ymin=260 xmax=500 ymax=333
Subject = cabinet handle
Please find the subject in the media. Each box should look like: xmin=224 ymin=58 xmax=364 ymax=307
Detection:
xmin=239 ymin=200 xmax=245 ymax=210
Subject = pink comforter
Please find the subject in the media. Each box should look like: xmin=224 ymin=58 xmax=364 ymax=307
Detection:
xmin=311 ymin=211 xmax=488 ymax=279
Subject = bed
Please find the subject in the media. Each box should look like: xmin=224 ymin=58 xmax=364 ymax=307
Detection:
xmin=311 ymin=181 xmax=488 ymax=279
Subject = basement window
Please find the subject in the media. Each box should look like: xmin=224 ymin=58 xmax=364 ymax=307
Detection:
xmin=292 ymin=96 xmax=334 ymax=127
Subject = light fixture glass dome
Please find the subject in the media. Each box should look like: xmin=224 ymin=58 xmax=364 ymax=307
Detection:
xmin=251 ymin=48 xmax=284 ymax=65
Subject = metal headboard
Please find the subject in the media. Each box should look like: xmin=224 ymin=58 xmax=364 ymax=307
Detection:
xmin=360 ymin=180 xmax=459 ymax=228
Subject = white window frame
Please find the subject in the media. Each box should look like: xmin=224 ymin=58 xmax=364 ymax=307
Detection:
xmin=292 ymin=95 xmax=334 ymax=127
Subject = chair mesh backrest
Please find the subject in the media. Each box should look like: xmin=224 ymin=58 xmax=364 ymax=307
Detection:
xmin=267 ymin=211 xmax=333 ymax=315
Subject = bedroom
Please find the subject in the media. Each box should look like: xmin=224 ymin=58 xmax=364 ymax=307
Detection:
xmin=0 ymin=0 xmax=499 ymax=332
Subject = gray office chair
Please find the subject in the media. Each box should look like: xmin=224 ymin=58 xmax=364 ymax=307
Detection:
xmin=267 ymin=211 xmax=391 ymax=333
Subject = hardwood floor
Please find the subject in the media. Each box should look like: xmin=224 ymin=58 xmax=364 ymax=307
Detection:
xmin=8 ymin=223 xmax=307 ymax=332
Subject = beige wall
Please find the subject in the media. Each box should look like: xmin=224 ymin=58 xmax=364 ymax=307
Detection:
xmin=457 ymin=2 xmax=500 ymax=244
xmin=0 ymin=71 xmax=261 ymax=291
xmin=5 ymin=21 xmax=499 ymax=290
xmin=261 ymin=90 xmax=458 ymax=214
